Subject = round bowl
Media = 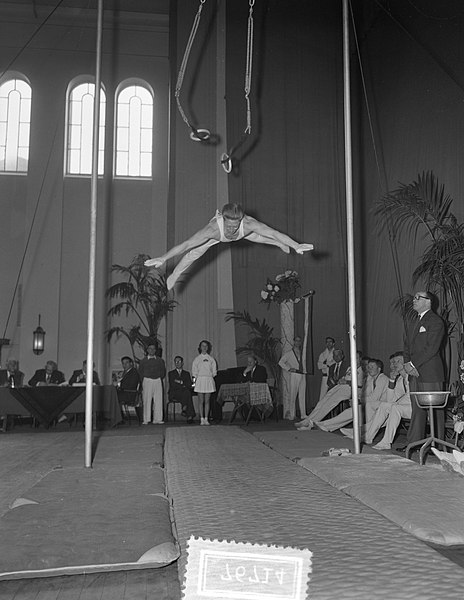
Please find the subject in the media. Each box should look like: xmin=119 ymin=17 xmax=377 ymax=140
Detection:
xmin=410 ymin=391 xmax=450 ymax=408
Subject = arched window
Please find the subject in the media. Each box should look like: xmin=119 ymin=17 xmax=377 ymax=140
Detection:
xmin=0 ymin=76 xmax=32 ymax=173
xmin=115 ymin=82 xmax=153 ymax=178
xmin=65 ymin=81 xmax=106 ymax=176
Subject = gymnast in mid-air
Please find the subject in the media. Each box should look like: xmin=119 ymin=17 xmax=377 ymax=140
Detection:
xmin=145 ymin=203 xmax=314 ymax=290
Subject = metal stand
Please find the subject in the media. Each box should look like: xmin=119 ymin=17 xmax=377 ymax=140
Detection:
xmin=406 ymin=392 xmax=460 ymax=465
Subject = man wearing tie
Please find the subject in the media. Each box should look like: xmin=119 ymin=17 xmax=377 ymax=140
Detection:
xmin=397 ymin=291 xmax=446 ymax=452
xmin=241 ymin=355 xmax=268 ymax=383
xmin=28 ymin=360 xmax=65 ymax=386
xmin=279 ymin=336 xmax=307 ymax=420
xmin=328 ymin=350 xmax=345 ymax=389
xmin=168 ymin=356 xmax=195 ymax=423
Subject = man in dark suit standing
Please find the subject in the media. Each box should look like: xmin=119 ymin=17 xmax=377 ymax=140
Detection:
xmin=241 ymin=355 xmax=268 ymax=383
xmin=168 ymin=356 xmax=195 ymax=423
xmin=399 ymin=291 xmax=446 ymax=451
xmin=28 ymin=360 xmax=65 ymax=386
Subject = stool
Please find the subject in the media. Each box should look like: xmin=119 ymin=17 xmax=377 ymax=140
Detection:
xmin=406 ymin=392 xmax=460 ymax=465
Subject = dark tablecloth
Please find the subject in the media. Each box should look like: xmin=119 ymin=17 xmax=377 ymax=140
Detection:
xmin=0 ymin=385 xmax=121 ymax=428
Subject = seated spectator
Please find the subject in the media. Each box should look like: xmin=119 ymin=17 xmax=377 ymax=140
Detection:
xmin=116 ymin=356 xmax=142 ymax=423
xmin=241 ymin=355 xmax=268 ymax=383
xmin=168 ymin=356 xmax=195 ymax=424
xmin=69 ymin=360 xmax=100 ymax=386
xmin=363 ymin=358 xmax=389 ymax=422
xmin=295 ymin=350 xmax=364 ymax=431
xmin=326 ymin=349 xmax=347 ymax=391
xmin=342 ymin=351 xmax=411 ymax=449
xmin=0 ymin=359 xmax=25 ymax=432
xmin=28 ymin=360 xmax=65 ymax=387
xmin=315 ymin=357 xmax=388 ymax=432
xmin=0 ymin=359 xmax=24 ymax=388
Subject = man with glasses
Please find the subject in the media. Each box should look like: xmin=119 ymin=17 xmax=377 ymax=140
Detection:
xmin=396 ymin=291 xmax=446 ymax=453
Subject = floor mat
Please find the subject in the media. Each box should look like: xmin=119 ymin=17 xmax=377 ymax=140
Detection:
xmin=0 ymin=434 xmax=179 ymax=580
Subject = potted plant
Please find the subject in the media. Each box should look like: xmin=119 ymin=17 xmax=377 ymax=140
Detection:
xmin=106 ymin=253 xmax=177 ymax=362
xmin=375 ymin=171 xmax=464 ymax=391
xmin=225 ymin=310 xmax=281 ymax=388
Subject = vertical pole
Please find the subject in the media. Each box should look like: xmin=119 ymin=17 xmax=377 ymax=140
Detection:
xmin=85 ymin=0 xmax=104 ymax=468
xmin=342 ymin=0 xmax=360 ymax=454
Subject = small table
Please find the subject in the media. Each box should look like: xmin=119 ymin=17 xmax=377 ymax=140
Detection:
xmin=0 ymin=385 xmax=121 ymax=429
xmin=216 ymin=382 xmax=273 ymax=425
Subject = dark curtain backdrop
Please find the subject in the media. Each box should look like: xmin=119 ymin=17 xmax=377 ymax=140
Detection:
xmin=355 ymin=0 xmax=464 ymax=371
xmin=225 ymin=1 xmax=357 ymax=407
xmin=223 ymin=0 xmax=464 ymax=406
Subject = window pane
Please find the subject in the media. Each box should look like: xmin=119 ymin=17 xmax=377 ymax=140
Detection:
xmin=65 ymin=82 xmax=106 ymax=176
xmin=139 ymin=153 xmax=151 ymax=177
xmin=115 ymin=82 xmax=153 ymax=178
xmin=18 ymin=123 xmax=30 ymax=147
xmin=0 ymin=78 xmax=31 ymax=172
xmin=116 ymin=152 xmax=127 ymax=176
xmin=140 ymin=128 xmax=152 ymax=153
xmin=118 ymin=103 xmax=129 ymax=127
xmin=117 ymin=128 xmax=128 ymax=151
xmin=141 ymin=104 xmax=153 ymax=128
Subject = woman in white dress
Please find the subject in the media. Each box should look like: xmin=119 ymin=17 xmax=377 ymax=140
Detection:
xmin=192 ymin=340 xmax=217 ymax=425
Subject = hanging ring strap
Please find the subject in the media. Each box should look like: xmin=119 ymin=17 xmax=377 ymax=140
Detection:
xmin=222 ymin=0 xmax=255 ymax=172
xmin=175 ymin=0 xmax=211 ymax=142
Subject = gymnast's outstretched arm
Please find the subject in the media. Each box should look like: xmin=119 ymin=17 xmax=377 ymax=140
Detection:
xmin=243 ymin=216 xmax=313 ymax=254
xmin=145 ymin=221 xmax=220 ymax=267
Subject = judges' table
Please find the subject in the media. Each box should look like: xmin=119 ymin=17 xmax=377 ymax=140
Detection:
xmin=0 ymin=385 xmax=121 ymax=428
xmin=216 ymin=382 xmax=273 ymax=424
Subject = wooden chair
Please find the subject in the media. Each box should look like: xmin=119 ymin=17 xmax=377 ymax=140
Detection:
xmin=119 ymin=385 xmax=142 ymax=426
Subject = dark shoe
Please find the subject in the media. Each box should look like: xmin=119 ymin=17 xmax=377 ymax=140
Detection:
xmin=187 ymin=418 xmax=194 ymax=424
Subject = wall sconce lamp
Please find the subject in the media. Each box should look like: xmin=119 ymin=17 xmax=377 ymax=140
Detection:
xmin=33 ymin=314 xmax=45 ymax=355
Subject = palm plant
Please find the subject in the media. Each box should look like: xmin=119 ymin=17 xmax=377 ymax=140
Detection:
xmin=106 ymin=253 xmax=177 ymax=362
xmin=375 ymin=171 xmax=464 ymax=390
xmin=225 ymin=310 xmax=281 ymax=384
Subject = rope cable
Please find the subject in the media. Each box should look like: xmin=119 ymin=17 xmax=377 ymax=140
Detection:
xmin=0 ymin=0 xmax=67 ymax=80
xmin=222 ymin=0 xmax=255 ymax=173
xmin=2 ymin=122 xmax=60 ymax=340
xmin=349 ymin=1 xmax=408 ymax=327
xmin=174 ymin=0 xmax=211 ymax=142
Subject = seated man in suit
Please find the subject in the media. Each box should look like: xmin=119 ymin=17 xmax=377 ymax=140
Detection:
xmin=315 ymin=357 xmax=388 ymax=433
xmin=69 ymin=360 xmax=101 ymax=386
xmin=0 ymin=359 xmax=25 ymax=431
xmin=296 ymin=350 xmax=364 ymax=430
xmin=241 ymin=355 xmax=268 ymax=383
xmin=0 ymin=359 xmax=24 ymax=388
xmin=28 ymin=360 xmax=65 ymax=387
xmin=168 ymin=356 xmax=195 ymax=423
xmin=341 ymin=352 xmax=412 ymax=450
xmin=116 ymin=356 xmax=142 ymax=423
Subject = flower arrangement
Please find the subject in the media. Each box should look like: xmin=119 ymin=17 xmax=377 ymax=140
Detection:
xmin=260 ymin=270 xmax=301 ymax=306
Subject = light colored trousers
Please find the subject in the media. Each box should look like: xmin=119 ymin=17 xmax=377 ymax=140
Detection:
xmin=285 ymin=372 xmax=307 ymax=420
xmin=308 ymin=384 xmax=351 ymax=423
xmin=319 ymin=375 xmax=329 ymax=401
xmin=142 ymin=377 xmax=163 ymax=423
xmin=364 ymin=399 xmax=411 ymax=444
xmin=318 ymin=405 xmax=362 ymax=431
